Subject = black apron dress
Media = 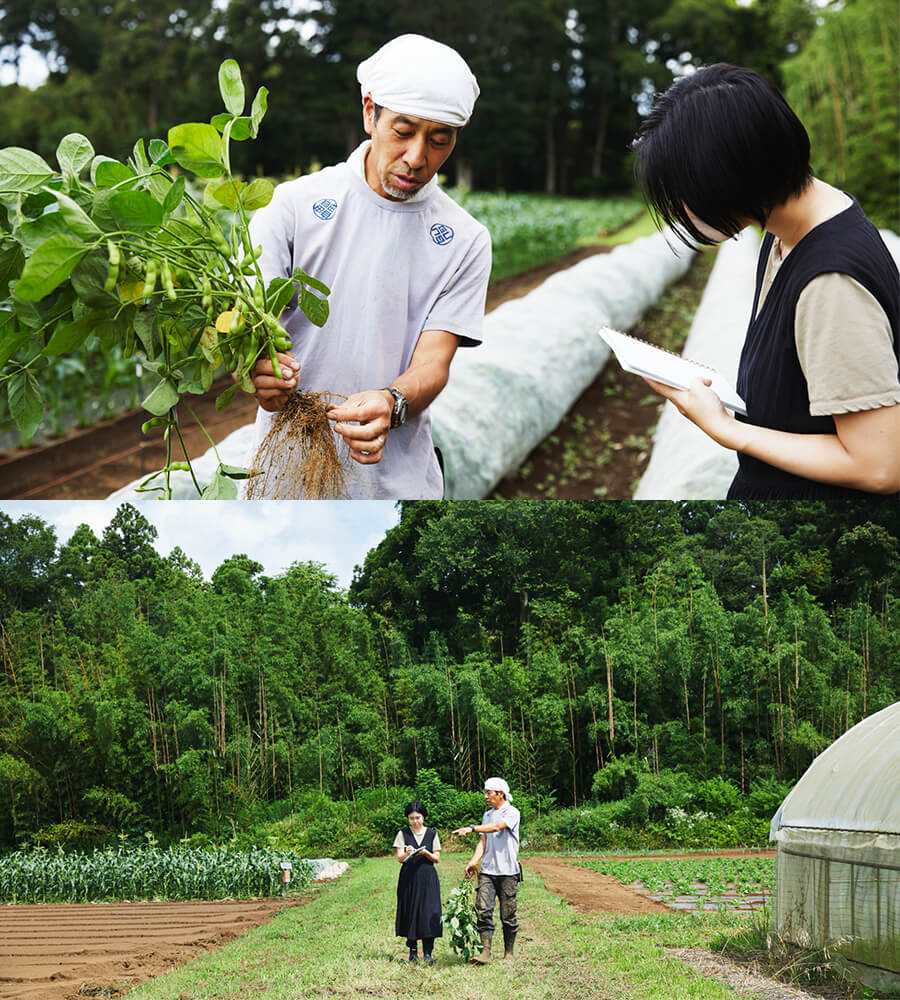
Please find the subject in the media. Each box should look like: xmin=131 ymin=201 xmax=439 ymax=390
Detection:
xmin=395 ymin=827 xmax=442 ymax=942
xmin=728 ymin=199 xmax=899 ymax=500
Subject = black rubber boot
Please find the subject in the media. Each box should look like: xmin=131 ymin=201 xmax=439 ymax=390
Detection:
xmin=470 ymin=932 xmax=492 ymax=964
xmin=503 ymin=929 xmax=516 ymax=958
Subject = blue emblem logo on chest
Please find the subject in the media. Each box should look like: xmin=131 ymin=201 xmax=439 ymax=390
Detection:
xmin=313 ymin=198 xmax=338 ymax=220
xmin=430 ymin=223 xmax=454 ymax=246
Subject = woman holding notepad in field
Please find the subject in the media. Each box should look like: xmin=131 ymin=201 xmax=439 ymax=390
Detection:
xmin=632 ymin=63 xmax=899 ymax=499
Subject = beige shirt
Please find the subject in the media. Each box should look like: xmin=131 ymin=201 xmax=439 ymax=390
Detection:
xmin=393 ymin=828 xmax=441 ymax=851
xmin=757 ymin=240 xmax=900 ymax=416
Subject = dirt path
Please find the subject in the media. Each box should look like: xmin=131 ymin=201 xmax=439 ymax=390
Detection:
xmin=0 ymin=896 xmax=310 ymax=1000
xmin=523 ymin=857 xmax=670 ymax=915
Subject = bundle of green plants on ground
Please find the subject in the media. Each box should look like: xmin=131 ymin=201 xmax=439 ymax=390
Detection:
xmin=577 ymin=855 xmax=775 ymax=905
xmin=450 ymin=190 xmax=643 ymax=281
xmin=0 ymin=59 xmax=331 ymax=497
xmin=442 ymin=876 xmax=483 ymax=961
xmin=0 ymin=845 xmax=314 ymax=903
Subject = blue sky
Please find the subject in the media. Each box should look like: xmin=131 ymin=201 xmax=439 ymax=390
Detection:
xmin=0 ymin=500 xmax=401 ymax=588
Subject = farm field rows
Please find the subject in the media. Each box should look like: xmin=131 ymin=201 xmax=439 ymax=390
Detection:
xmin=0 ymin=851 xmax=786 ymax=1000
xmin=573 ymin=854 xmax=775 ymax=912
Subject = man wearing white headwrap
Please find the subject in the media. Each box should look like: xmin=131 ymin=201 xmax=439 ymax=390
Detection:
xmin=453 ymin=777 xmax=522 ymax=962
xmin=245 ymin=34 xmax=490 ymax=499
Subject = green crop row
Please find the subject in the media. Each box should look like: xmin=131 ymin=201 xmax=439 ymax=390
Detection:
xmin=576 ymin=855 xmax=775 ymax=902
xmin=0 ymin=845 xmax=314 ymax=903
xmin=450 ymin=190 xmax=644 ymax=282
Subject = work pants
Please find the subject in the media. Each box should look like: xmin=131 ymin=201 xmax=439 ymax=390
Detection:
xmin=475 ymin=872 xmax=518 ymax=935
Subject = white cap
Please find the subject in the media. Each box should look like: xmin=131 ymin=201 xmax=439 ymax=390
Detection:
xmin=357 ymin=34 xmax=479 ymax=128
xmin=484 ymin=777 xmax=511 ymax=802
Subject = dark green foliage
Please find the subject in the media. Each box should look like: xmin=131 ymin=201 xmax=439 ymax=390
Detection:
xmin=0 ymin=0 xmax=819 ymax=195
xmin=0 ymin=499 xmax=898 ymax=853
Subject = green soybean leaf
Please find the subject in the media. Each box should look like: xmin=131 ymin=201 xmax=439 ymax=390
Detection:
xmin=168 ymin=123 xmax=225 ymax=179
xmin=201 ymin=466 xmax=239 ymax=499
xmin=8 ymin=369 xmax=43 ymax=441
xmin=215 ymin=381 xmax=240 ymax=411
xmin=90 ymin=188 xmax=117 ymax=232
xmin=15 ymin=234 xmax=89 ymax=301
xmin=142 ymin=377 xmax=179 ymax=416
xmin=241 ymin=178 xmax=274 ymax=211
xmin=42 ymin=313 xmax=97 ymax=355
xmin=0 ymin=244 xmax=24 ymax=297
xmin=266 ymin=276 xmax=296 ymax=316
xmin=0 ymin=311 xmax=30 ymax=367
xmin=109 ymin=189 xmax=165 ymax=232
xmin=204 ymin=178 xmax=242 ymax=210
xmin=0 ymin=148 xmax=55 ymax=194
xmin=162 ymin=175 xmax=186 ymax=215
xmin=211 ymin=113 xmax=251 ymax=141
xmin=300 ymin=285 xmax=330 ymax=327
xmin=15 ymin=212 xmax=68 ymax=254
xmin=293 ymin=267 xmax=331 ymax=296
xmin=250 ymin=87 xmax=269 ymax=138
xmin=148 ymin=139 xmax=176 ymax=166
xmin=45 ymin=187 xmax=102 ymax=240
xmin=131 ymin=138 xmax=151 ymax=175
xmin=92 ymin=157 xmax=136 ymax=187
xmin=133 ymin=310 xmax=159 ymax=357
xmin=218 ymin=59 xmax=245 ymax=116
xmin=71 ymin=252 xmax=119 ymax=308
xmin=56 ymin=133 xmax=94 ymax=180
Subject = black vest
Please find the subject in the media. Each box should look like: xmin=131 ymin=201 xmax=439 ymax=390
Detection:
xmin=729 ymin=200 xmax=899 ymax=500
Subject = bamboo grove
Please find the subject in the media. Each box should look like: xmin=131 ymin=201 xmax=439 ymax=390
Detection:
xmin=0 ymin=500 xmax=898 ymax=848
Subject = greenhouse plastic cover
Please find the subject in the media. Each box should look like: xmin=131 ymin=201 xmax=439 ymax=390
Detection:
xmin=109 ymin=228 xmax=693 ymax=501
xmin=635 ymin=229 xmax=900 ymax=499
xmin=431 ymin=228 xmax=694 ymax=498
xmin=771 ymin=700 xmax=900 ymax=855
xmin=771 ymin=702 xmax=900 ymax=988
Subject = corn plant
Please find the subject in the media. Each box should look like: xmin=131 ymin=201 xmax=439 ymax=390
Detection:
xmin=0 ymin=846 xmax=314 ymax=903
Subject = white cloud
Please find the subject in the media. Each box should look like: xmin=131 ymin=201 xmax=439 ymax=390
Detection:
xmin=0 ymin=500 xmax=400 ymax=589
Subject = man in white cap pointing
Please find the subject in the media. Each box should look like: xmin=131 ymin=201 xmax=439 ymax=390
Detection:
xmin=247 ymin=34 xmax=491 ymax=499
xmin=453 ymin=777 xmax=521 ymax=962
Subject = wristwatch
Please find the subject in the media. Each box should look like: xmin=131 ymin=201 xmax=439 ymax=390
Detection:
xmin=385 ymin=386 xmax=408 ymax=428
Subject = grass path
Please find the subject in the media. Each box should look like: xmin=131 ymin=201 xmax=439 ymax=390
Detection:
xmin=124 ymin=854 xmax=760 ymax=999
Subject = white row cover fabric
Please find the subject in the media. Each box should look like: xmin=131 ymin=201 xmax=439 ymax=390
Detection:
xmin=772 ymin=702 xmax=900 ymax=989
xmin=432 ymin=228 xmax=694 ymax=498
xmin=635 ymin=228 xmax=900 ymax=499
xmin=108 ymin=228 xmax=693 ymax=501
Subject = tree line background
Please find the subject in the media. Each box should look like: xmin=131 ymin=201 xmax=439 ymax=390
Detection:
xmin=0 ymin=499 xmax=898 ymax=851
xmin=0 ymin=0 xmax=896 ymax=227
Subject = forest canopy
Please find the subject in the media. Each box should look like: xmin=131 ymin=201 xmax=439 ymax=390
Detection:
xmin=1 ymin=0 xmax=896 ymax=227
xmin=0 ymin=499 xmax=897 ymax=850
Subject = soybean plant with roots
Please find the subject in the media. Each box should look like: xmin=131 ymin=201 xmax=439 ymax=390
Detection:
xmin=0 ymin=60 xmax=334 ymax=498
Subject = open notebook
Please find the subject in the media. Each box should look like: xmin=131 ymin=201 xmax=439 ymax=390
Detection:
xmin=598 ymin=327 xmax=747 ymax=416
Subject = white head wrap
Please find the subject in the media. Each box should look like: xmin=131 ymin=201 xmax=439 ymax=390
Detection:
xmin=357 ymin=34 xmax=479 ymax=128
xmin=484 ymin=777 xmax=511 ymax=802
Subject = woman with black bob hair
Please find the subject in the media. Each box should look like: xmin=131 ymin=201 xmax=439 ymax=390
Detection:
xmin=633 ymin=63 xmax=899 ymax=499
xmin=393 ymin=800 xmax=442 ymax=963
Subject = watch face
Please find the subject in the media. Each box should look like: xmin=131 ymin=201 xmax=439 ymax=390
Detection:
xmin=391 ymin=389 xmax=407 ymax=427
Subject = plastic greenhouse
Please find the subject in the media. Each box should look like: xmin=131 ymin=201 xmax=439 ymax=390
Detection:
xmin=770 ymin=701 xmax=900 ymax=991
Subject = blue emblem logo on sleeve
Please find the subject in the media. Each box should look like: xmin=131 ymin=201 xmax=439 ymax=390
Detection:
xmin=313 ymin=198 xmax=338 ymax=220
xmin=430 ymin=223 xmax=454 ymax=246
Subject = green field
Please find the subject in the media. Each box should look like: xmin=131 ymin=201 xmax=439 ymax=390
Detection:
xmin=123 ymin=853 xmax=756 ymax=1000
xmin=575 ymin=856 xmax=775 ymax=908
xmin=451 ymin=190 xmax=646 ymax=281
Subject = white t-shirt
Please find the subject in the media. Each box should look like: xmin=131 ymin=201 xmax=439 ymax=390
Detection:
xmin=246 ymin=142 xmax=492 ymax=499
xmin=480 ymin=802 xmax=520 ymax=876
